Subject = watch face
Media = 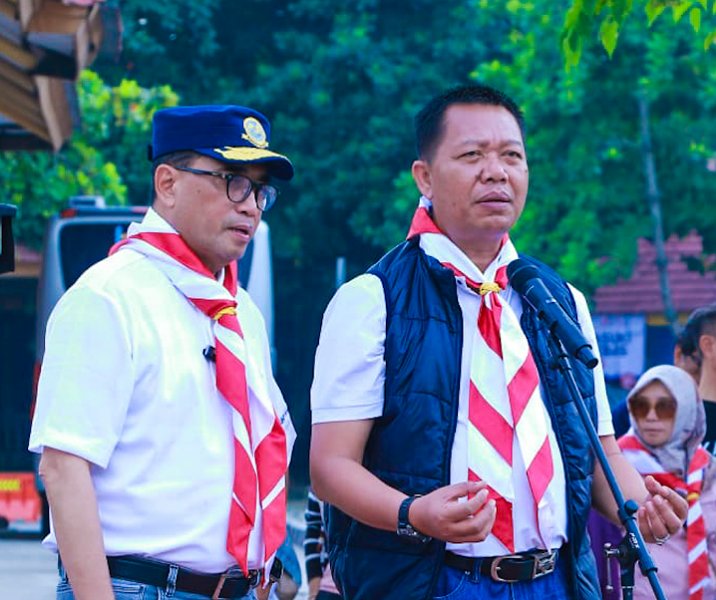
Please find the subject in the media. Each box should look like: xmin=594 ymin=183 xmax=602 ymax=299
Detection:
xmin=397 ymin=524 xmax=430 ymax=543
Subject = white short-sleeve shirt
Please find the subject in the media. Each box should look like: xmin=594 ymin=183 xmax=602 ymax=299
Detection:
xmin=311 ymin=250 xmax=613 ymax=557
xmin=29 ymin=247 xmax=293 ymax=572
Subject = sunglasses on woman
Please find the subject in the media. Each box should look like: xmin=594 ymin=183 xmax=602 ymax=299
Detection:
xmin=628 ymin=396 xmax=677 ymax=420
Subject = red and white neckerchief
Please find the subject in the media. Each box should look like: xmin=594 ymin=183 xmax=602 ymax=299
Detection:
xmin=408 ymin=198 xmax=555 ymax=552
xmin=619 ymin=433 xmax=711 ymax=600
xmin=111 ymin=211 xmax=287 ymax=576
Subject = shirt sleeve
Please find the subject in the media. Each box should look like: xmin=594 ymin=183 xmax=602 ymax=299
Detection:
xmin=303 ymin=488 xmax=324 ymax=580
xmin=310 ymin=274 xmax=387 ymax=424
xmin=28 ymin=283 xmax=134 ymax=468
xmin=569 ymin=284 xmax=615 ymax=437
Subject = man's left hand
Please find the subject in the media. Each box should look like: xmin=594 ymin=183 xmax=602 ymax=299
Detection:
xmin=636 ymin=475 xmax=688 ymax=544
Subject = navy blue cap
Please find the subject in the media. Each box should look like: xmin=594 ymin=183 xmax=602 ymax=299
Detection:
xmin=148 ymin=105 xmax=294 ymax=181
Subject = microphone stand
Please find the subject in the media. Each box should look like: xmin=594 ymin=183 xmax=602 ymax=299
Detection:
xmin=546 ymin=333 xmax=666 ymax=600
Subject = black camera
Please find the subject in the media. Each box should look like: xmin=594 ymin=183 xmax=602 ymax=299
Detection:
xmin=0 ymin=204 xmax=17 ymax=274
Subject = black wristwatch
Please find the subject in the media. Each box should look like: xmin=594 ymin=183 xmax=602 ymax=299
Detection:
xmin=396 ymin=495 xmax=431 ymax=543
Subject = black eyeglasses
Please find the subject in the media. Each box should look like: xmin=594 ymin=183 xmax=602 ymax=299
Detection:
xmin=173 ymin=166 xmax=278 ymax=212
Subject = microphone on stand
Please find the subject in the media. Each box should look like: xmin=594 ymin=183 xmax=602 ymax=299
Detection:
xmin=507 ymin=259 xmax=598 ymax=369
xmin=509 ymin=260 xmax=667 ymax=600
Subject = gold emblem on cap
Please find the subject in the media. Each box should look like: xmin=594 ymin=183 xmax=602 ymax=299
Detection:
xmin=241 ymin=117 xmax=268 ymax=148
xmin=214 ymin=147 xmax=287 ymax=161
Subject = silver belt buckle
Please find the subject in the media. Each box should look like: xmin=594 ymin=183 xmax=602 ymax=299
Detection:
xmin=489 ymin=554 xmax=522 ymax=583
xmin=531 ymin=550 xmax=557 ymax=579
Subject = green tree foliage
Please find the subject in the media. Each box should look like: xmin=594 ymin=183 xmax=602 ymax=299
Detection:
xmin=201 ymin=0 xmax=715 ymax=294
xmin=77 ymin=71 xmax=180 ymax=204
xmin=1 ymin=70 xmax=178 ymax=248
xmin=9 ymin=0 xmax=715 ymax=478
xmin=94 ymin=0 xmax=220 ymax=100
xmin=84 ymin=1 xmax=716 ymax=448
xmin=562 ymin=0 xmax=716 ymax=66
xmin=509 ymin=5 xmax=716 ymax=289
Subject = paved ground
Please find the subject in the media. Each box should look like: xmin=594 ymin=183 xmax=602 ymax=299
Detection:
xmin=0 ymin=498 xmax=309 ymax=599
xmin=0 ymin=539 xmax=57 ymax=600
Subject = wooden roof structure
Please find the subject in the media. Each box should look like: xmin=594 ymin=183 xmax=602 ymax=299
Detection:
xmin=0 ymin=0 xmax=118 ymax=151
xmin=594 ymin=231 xmax=716 ymax=315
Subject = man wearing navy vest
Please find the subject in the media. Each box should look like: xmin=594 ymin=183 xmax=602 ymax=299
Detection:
xmin=309 ymin=84 xmax=688 ymax=599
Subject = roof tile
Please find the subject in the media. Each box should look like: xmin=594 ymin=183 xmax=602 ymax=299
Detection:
xmin=594 ymin=232 xmax=716 ymax=313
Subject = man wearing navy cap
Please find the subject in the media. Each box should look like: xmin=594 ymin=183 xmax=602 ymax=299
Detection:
xmin=30 ymin=105 xmax=296 ymax=600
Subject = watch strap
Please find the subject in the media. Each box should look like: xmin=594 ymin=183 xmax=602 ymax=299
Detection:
xmin=397 ymin=494 xmax=431 ymax=543
xmin=398 ymin=495 xmax=420 ymax=529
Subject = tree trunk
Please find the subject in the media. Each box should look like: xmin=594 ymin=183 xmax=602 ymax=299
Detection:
xmin=637 ymin=92 xmax=678 ymax=334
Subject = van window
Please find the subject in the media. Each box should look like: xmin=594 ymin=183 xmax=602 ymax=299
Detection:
xmin=59 ymin=222 xmax=132 ymax=288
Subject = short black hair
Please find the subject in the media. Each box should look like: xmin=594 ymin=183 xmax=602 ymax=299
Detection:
xmin=150 ymin=150 xmax=200 ymax=201
xmin=675 ymin=327 xmax=699 ymax=365
xmin=152 ymin=150 xmax=200 ymax=174
xmin=681 ymin=303 xmax=716 ymax=356
xmin=415 ymin=83 xmax=525 ymax=161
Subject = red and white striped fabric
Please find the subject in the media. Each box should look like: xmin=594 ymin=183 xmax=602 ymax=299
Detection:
xmin=408 ymin=201 xmax=555 ymax=552
xmin=619 ymin=433 xmax=711 ymax=600
xmin=111 ymin=214 xmax=287 ymax=576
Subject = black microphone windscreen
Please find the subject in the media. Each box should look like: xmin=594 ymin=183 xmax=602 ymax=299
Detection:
xmin=506 ymin=259 xmax=540 ymax=293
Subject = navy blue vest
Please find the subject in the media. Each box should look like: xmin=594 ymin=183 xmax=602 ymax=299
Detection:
xmin=326 ymin=239 xmax=601 ymax=599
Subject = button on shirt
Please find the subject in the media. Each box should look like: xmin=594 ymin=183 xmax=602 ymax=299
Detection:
xmin=29 ymin=246 xmax=293 ymax=572
xmin=311 ymin=245 xmax=613 ymax=557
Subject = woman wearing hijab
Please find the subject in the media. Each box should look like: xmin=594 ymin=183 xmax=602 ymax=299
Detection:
xmin=619 ymin=365 xmax=716 ymax=600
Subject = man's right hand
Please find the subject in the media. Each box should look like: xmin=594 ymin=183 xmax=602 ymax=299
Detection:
xmin=409 ymin=481 xmax=496 ymax=543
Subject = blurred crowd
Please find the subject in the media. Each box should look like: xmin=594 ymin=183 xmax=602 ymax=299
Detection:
xmin=589 ymin=303 xmax=716 ymax=599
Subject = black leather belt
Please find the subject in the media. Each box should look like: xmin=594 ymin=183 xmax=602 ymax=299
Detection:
xmin=106 ymin=555 xmax=261 ymax=599
xmin=444 ymin=549 xmax=558 ymax=583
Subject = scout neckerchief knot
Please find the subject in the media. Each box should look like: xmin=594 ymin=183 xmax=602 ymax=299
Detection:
xmin=111 ymin=211 xmax=287 ymax=577
xmin=408 ymin=197 xmax=556 ymax=552
xmin=619 ymin=433 xmax=711 ymax=600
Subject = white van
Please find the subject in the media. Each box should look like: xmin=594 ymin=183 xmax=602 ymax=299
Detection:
xmin=31 ymin=197 xmax=275 ymax=534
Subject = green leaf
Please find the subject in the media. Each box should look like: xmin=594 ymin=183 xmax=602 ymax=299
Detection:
xmin=562 ymin=32 xmax=583 ymax=69
xmin=690 ymin=6 xmax=702 ymax=30
xmin=562 ymin=0 xmax=585 ymax=32
xmin=672 ymin=1 xmax=694 ymax=22
xmin=645 ymin=0 xmax=667 ymax=25
xmin=599 ymin=16 xmax=620 ymax=56
xmin=704 ymin=29 xmax=716 ymax=48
